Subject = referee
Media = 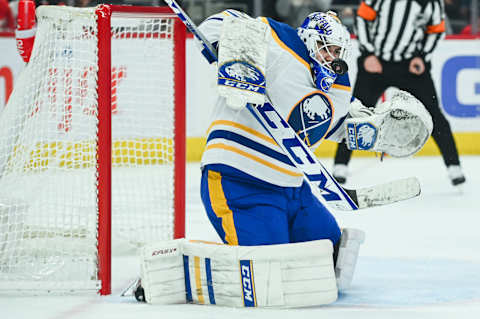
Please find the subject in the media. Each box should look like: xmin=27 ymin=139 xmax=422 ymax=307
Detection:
xmin=333 ymin=0 xmax=466 ymax=186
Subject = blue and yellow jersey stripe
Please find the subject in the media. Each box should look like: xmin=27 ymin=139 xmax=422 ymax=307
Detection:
xmin=261 ymin=17 xmax=311 ymax=71
xmin=206 ymin=121 xmax=302 ymax=178
xmin=331 ymin=73 xmax=352 ymax=92
xmin=207 ymin=170 xmax=240 ymax=245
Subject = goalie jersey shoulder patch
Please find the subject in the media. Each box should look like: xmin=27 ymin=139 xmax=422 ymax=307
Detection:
xmin=287 ymin=92 xmax=334 ymax=147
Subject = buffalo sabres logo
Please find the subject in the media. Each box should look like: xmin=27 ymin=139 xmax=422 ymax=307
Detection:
xmin=313 ymin=63 xmax=337 ymax=93
xmin=352 ymin=123 xmax=377 ymax=150
xmin=218 ymin=61 xmax=266 ymax=94
xmin=319 ymin=76 xmax=335 ymax=92
xmin=224 ymin=63 xmax=261 ymax=82
xmin=288 ymin=92 xmax=333 ymax=147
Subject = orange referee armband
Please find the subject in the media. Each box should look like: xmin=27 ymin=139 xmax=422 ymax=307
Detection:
xmin=426 ymin=20 xmax=446 ymax=34
xmin=357 ymin=2 xmax=377 ymax=21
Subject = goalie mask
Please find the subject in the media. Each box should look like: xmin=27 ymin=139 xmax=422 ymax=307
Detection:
xmin=297 ymin=11 xmax=351 ymax=76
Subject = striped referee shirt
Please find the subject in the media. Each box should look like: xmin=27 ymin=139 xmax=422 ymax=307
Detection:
xmin=355 ymin=0 xmax=446 ymax=62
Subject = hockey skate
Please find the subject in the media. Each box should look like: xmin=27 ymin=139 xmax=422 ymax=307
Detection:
xmin=447 ymin=165 xmax=466 ymax=186
xmin=121 ymin=277 xmax=146 ymax=302
xmin=333 ymin=164 xmax=348 ymax=184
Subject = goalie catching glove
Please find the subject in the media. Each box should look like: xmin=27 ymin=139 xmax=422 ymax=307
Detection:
xmin=345 ymin=90 xmax=433 ymax=157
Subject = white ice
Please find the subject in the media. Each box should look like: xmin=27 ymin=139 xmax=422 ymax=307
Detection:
xmin=2 ymin=155 xmax=480 ymax=319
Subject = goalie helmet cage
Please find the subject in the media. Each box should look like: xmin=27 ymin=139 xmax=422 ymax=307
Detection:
xmin=0 ymin=5 xmax=186 ymax=295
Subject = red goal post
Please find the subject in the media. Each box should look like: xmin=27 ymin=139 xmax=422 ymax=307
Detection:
xmin=0 ymin=4 xmax=186 ymax=296
xmin=96 ymin=5 xmax=186 ymax=295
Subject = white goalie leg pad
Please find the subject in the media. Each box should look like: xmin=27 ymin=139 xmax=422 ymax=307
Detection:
xmin=345 ymin=90 xmax=433 ymax=157
xmin=140 ymin=239 xmax=338 ymax=307
xmin=335 ymin=228 xmax=366 ymax=291
xmin=140 ymin=239 xmax=187 ymax=304
xmin=217 ymin=16 xmax=270 ymax=109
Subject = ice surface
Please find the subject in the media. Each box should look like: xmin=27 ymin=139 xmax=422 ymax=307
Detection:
xmin=2 ymin=155 xmax=479 ymax=319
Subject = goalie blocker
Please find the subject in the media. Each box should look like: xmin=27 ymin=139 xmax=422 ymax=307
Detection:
xmin=134 ymin=228 xmax=365 ymax=307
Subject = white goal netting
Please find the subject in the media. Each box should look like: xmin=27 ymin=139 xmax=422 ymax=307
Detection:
xmin=0 ymin=5 xmax=184 ymax=293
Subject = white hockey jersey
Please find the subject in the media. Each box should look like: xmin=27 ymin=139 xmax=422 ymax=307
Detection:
xmin=200 ymin=10 xmax=353 ymax=187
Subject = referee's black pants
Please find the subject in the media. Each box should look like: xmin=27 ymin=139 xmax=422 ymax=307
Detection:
xmin=334 ymin=56 xmax=461 ymax=167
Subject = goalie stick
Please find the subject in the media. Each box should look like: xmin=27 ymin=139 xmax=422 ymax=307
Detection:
xmin=164 ymin=0 xmax=421 ymax=210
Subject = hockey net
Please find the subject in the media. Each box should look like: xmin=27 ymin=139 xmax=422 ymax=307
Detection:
xmin=0 ymin=5 xmax=186 ymax=294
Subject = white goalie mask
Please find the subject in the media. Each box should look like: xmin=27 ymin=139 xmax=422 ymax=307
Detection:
xmin=297 ymin=11 xmax=351 ymax=74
